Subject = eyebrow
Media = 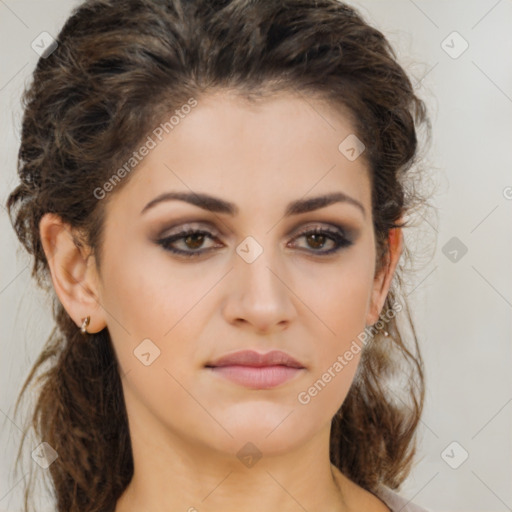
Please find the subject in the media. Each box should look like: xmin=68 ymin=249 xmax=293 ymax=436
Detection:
xmin=140 ymin=191 xmax=366 ymax=218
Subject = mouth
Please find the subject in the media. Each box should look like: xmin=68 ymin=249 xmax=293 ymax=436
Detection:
xmin=204 ymin=349 xmax=306 ymax=390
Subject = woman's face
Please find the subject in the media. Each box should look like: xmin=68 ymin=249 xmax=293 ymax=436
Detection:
xmin=90 ymin=90 xmax=398 ymax=460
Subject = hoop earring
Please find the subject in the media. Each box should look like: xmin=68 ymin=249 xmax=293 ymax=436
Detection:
xmin=80 ymin=316 xmax=90 ymax=334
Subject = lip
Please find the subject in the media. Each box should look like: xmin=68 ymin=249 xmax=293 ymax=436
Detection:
xmin=206 ymin=349 xmax=305 ymax=369
xmin=205 ymin=350 xmax=306 ymax=390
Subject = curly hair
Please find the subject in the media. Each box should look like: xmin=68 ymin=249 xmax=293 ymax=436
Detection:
xmin=6 ymin=1 xmax=431 ymax=511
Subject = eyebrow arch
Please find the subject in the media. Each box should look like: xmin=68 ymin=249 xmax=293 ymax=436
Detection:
xmin=140 ymin=191 xmax=366 ymax=218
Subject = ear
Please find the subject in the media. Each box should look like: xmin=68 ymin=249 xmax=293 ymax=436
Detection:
xmin=39 ymin=213 xmax=107 ymax=333
xmin=366 ymin=226 xmax=403 ymax=326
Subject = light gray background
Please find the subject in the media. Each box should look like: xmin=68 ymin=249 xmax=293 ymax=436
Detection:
xmin=1 ymin=1 xmax=511 ymax=511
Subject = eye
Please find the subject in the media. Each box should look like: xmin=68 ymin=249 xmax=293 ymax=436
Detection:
xmin=288 ymin=225 xmax=354 ymax=255
xmin=156 ymin=227 xmax=223 ymax=258
xmin=156 ymin=223 xmax=354 ymax=259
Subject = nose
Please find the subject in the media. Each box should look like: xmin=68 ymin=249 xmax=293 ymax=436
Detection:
xmin=222 ymin=243 xmax=297 ymax=335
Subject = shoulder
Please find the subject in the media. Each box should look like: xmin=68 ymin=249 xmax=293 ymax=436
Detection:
xmin=371 ymin=484 xmax=431 ymax=512
xmin=330 ymin=466 xmax=431 ymax=512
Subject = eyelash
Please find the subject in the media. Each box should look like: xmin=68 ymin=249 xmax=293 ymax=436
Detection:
xmin=156 ymin=224 xmax=354 ymax=259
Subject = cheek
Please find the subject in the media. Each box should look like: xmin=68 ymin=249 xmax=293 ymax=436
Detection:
xmin=295 ymin=247 xmax=375 ymax=401
xmin=97 ymin=239 xmax=209 ymax=381
xmin=99 ymin=235 xmax=215 ymax=339
xmin=292 ymin=270 xmax=373 ymax=424
xmin=98 ymin=250 xmax=213 ymax=432
xmin=295 ymin=349 xmax=361 ymax=424
xmin=302 ymin=250 xmax=375 ymax=340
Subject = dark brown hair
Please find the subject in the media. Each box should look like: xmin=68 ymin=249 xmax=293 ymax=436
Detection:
xmin=6 ymin=1 xmax=431 ymax=511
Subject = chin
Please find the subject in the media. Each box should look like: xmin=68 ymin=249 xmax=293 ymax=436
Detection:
xmin=201 ymin=404 xmax=317 ymax=455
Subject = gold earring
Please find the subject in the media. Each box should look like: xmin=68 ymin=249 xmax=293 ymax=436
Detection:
xmin=80 ymin=316 xmax=90 ymax=334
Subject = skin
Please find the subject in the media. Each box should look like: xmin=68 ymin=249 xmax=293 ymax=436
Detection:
xmin=39 ymin=90 xmax=402 ymax=512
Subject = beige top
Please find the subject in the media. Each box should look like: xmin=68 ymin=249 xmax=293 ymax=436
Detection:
xmin=372 ymin=484 xmax=431 ymax=512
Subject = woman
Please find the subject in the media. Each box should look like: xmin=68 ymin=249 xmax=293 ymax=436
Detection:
xmin=7 ymin=0 xmax=432 ymax=511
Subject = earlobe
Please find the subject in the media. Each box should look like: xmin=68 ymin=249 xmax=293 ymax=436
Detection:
xmin=366 ymin=227 xmax=403 ymax=326
xmin=39 ymin=213 xmax=107 ymax=333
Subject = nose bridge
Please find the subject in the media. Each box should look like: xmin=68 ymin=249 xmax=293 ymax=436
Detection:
xmin=237 ymin=233 xmax=286 ymax=300
xmin=224 ymin=232 xmax=296 ymax=331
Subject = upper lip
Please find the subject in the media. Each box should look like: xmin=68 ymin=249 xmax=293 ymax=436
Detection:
xmin=205 ymin=350 xmax=305 ymax=369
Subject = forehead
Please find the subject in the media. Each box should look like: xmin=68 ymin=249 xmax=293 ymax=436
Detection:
xmin=104 ymin=90 xmax=371 ymax=220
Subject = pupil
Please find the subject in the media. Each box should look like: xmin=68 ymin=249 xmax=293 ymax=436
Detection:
xmin=307 ymin=233 xmax=325 ymax=249
xmin=186 ymin=234 xmax=204 ymax=249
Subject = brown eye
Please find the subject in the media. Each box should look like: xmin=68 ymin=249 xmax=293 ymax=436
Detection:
xmin=305 ymin=232 xmax=330 ymax=250
xmin=289 ymin=226 xmax=353 ymax=255
xmin=183 ymin=232 xmax=206 ymax=250
xmin=157 ymin=228 xmax=223 ymax=257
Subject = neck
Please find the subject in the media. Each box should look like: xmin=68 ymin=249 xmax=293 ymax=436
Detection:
xmin=115 ymin=420 xmax=352 ymax=512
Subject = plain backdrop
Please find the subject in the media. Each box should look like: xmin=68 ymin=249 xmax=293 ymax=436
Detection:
xmin=1 ymin=1 xmax=511 ymax=511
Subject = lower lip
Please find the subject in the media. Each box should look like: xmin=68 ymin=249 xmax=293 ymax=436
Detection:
xmin=207 ymin=365 xmax=303 ymax=389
